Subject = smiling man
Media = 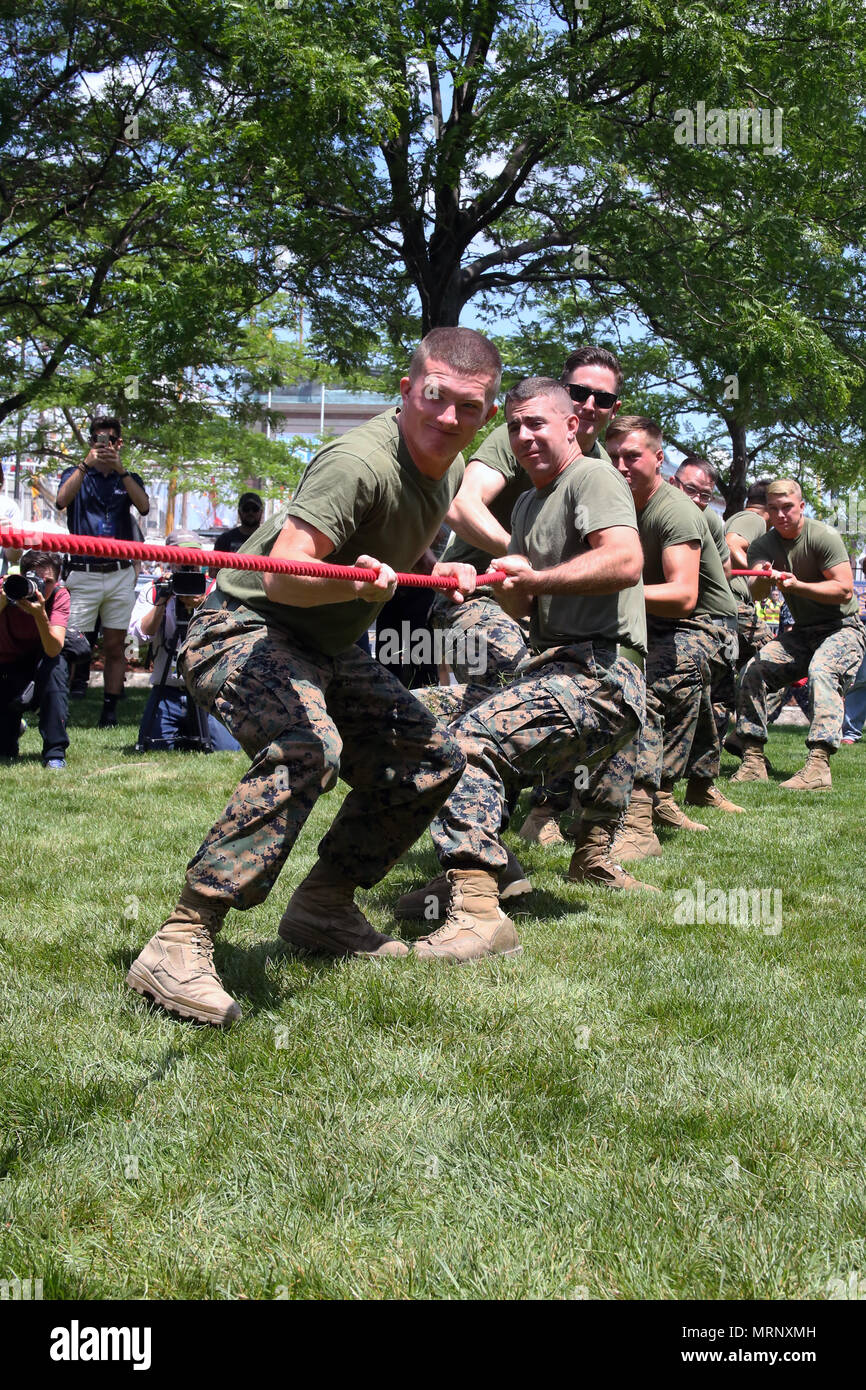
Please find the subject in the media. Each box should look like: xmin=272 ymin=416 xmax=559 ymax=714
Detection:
xmin=429 ymin=345 xmax=624 ymax=846
xmin=733 ymin=479 xmax=865 ymax=790
xmin=126 ymin=328 xmax=501 ymax=1025
xmin=395 ymin=378 xmax=649 ymax=961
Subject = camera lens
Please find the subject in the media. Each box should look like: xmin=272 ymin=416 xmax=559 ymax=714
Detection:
xmin=3 ymin=574 xmax=36 ymax=602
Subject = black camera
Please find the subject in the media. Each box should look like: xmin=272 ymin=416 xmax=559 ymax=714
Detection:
xmin=152 ymin=571 xmax=207 ymax=604
xmin=3 ymin=573 xmax=47 ymax=602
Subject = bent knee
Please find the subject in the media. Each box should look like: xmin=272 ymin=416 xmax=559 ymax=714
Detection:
xmin=264 ymin=732 xmax=343 ymax=793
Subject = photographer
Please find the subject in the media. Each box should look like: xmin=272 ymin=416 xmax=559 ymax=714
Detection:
xmin=55 ymin=415 xmax=150 ymax=728
xmin=0 ymin=551 xmax=70 ymax=769
xmin=131 ymin=531 xmax=239 ymax=752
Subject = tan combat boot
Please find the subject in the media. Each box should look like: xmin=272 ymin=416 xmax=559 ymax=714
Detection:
xmin=567 ymin=820 xmax=660 ymax=891
xmin=518 ymin=805 xmax=565 ymax=846
xmin=609 ymin=788 xmax=662 ymax=862
xmin=652 ymin=787 xmax=709 ymax=832
xmin=730 ymin=740 xmax=769 ymax=783
xmin=413 ymin=869 xmax=522 ymax=961
xmin=780 ymin=746 xmax=832 ymax=791
xmin=394 ymin=846 xmax=531 ymax=921
xmin=279 ymin=861 xmax=408 ymax=956
xmin=126 ymin=890 xmax=240 ymax=1026
xmin=684 ymin=777 xmax=746 ymax=814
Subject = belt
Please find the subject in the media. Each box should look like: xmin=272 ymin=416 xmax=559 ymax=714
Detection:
xmin=585 ymin=639 xmax=645 ymax=672
xmin=67 ymin=558 xmax=131 ymax=573
xmin=708 ymin=614 xmax=738 ymax=631
xmin=605 ymin=642 xmax=644 ymax=672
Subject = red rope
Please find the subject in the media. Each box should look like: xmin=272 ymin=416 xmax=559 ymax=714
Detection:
xmin=731 ymin=568 xmax=787 ymax=577
xmin=0 ymin=527 xmax=507 ymax=591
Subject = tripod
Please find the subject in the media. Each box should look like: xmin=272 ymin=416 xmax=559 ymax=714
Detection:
xmin=135 ymin=606 xmax=214 ymax=753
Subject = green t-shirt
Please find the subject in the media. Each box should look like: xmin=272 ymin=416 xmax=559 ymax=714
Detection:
xmin=703 ymin=506 xmax=730 ymax=567
xmin=217 ymin=409 xmax=465 ymax=655
xmin=441 ymin=421 xmax=610 ymax=574
xmin=747 ymin=517 xmax=858 ymax=627
xmin=638 ymin=483 xmax=736 ymax=620
xmin=509 ymin=456 xmax=647 ymax=654
xmin=725 ymin=508 xmax=767 ymax=603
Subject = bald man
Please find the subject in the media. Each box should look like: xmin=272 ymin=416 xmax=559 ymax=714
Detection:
xmin=733 ymin=480 xmax=866 ymax=790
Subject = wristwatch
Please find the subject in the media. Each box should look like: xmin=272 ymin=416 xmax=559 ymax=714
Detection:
xmin=119 ymin=471 xmax=131 ymax=480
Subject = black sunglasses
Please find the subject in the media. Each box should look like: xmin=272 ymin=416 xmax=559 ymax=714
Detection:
xmin=568 ymin=383 xmax=619 ymax=410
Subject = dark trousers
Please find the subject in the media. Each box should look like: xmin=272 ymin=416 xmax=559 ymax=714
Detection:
xmin=0 ymin=653 xmax=70 ymax=762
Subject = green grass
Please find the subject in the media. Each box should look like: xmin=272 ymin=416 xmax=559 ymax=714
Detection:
xmin=1 ymin=689 xmax=865 ymax=1299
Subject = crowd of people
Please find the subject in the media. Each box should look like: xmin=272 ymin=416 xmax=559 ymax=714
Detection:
xmin=2 ymin=333 xmax=863 ymax=1030
xmin=0 ymin=426 xmax=264 ymax=762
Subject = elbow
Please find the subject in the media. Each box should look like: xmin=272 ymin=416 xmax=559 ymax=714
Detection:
xmin=623 ymin=552 xmax=644 ymax=587
xmin=679 ymin=587 xmax=699 ymax=617
xmin=139 ymin=502 xmax=150 ymax=516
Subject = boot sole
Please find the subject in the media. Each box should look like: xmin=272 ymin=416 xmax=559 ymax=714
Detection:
xmin=567 ymin=875 xmax=660 ymax=892
xmin=125 ymin=964 xmax=241 ymax=1026
xmin=413 ymin=944 xmax=524 ymax=963
xmin=780 ymin=783 xmax=831 ymax=791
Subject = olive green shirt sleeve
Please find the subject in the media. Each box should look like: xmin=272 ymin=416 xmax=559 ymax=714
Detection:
xmin=286 ymin=453 xmax=381 ymax=553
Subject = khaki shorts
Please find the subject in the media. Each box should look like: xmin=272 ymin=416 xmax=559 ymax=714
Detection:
xmin=66 ymin=566 xmax=136 ymax=632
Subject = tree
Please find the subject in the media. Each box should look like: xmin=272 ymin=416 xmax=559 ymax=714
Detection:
xmin=0 ymin=0 xmax=391 ymax=423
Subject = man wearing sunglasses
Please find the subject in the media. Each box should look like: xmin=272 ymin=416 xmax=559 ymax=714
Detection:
xmin=211 ymin=493 xmax=265 ymax=555
xmin=56 ymin=416 xmax=150 ymax=729
xmin=429 ymin=346 xmax=623 ymax=845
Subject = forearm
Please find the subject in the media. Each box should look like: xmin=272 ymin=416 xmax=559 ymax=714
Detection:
xmin=37 ymin=616 xmax=64 ymax=657
xmin=262 ymin=572 xmax=372 ymax=608
xmin=727 ymin=539 xmax=749 ymax=570
xmin=55 ymin=467 xmax=85 ymax=510
xmin=123 ymin=476 xmax=149 ymax=514
xmin=644 ymin=582 xmax=697 ymax=618
xmin=527 ymin=546 xmax=641 ymax=598
xmin=791 ymin=579 xmax=852 ymax=605
xmin=446 ymin=497 xmax=511 ymax=557
xmin=138 ymin=605 xmax=164 ymax=639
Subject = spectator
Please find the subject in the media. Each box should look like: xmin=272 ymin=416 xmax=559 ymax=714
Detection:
xmin=211 ymin=493 xmax=264 ymax=554
xmin=131 ymin=531 xmax=240 ymax=752
xmin=55 ymin=416 xmax=149 ymax=728
xmin=0 ymin=551 xmax=70 ymax=769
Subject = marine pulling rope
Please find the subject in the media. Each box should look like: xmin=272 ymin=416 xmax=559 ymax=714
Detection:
xmin=0 ymin=528 xmax=507 ymax=591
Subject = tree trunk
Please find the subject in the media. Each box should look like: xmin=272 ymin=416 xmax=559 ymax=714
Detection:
xmin=725 ymin=419 xmax=749 ymax=517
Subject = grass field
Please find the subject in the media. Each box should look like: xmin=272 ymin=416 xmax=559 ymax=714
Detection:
xmin=1 ymin=688 xmax=865 ymax=1300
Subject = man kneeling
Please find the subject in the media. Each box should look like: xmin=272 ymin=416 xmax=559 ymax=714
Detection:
xmin=395 ymin=378 xmax=650 ymax=962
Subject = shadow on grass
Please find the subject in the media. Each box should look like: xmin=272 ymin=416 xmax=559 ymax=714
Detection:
xmin=111 ymin=935 xmax=344 ymax=1026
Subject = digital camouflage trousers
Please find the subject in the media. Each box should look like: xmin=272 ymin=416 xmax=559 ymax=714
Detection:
xmin=736 ymin=619 xmax=866 ymax=750
xmin=426 ymin=592 xmax=576 ymax=814
xmin=635 ymin=618 xmax=733 ymax=790
xmin=429 ymin=643 xmax=645 ymax=874
xmin=177 ymin=603 xmax=465 ymax=911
